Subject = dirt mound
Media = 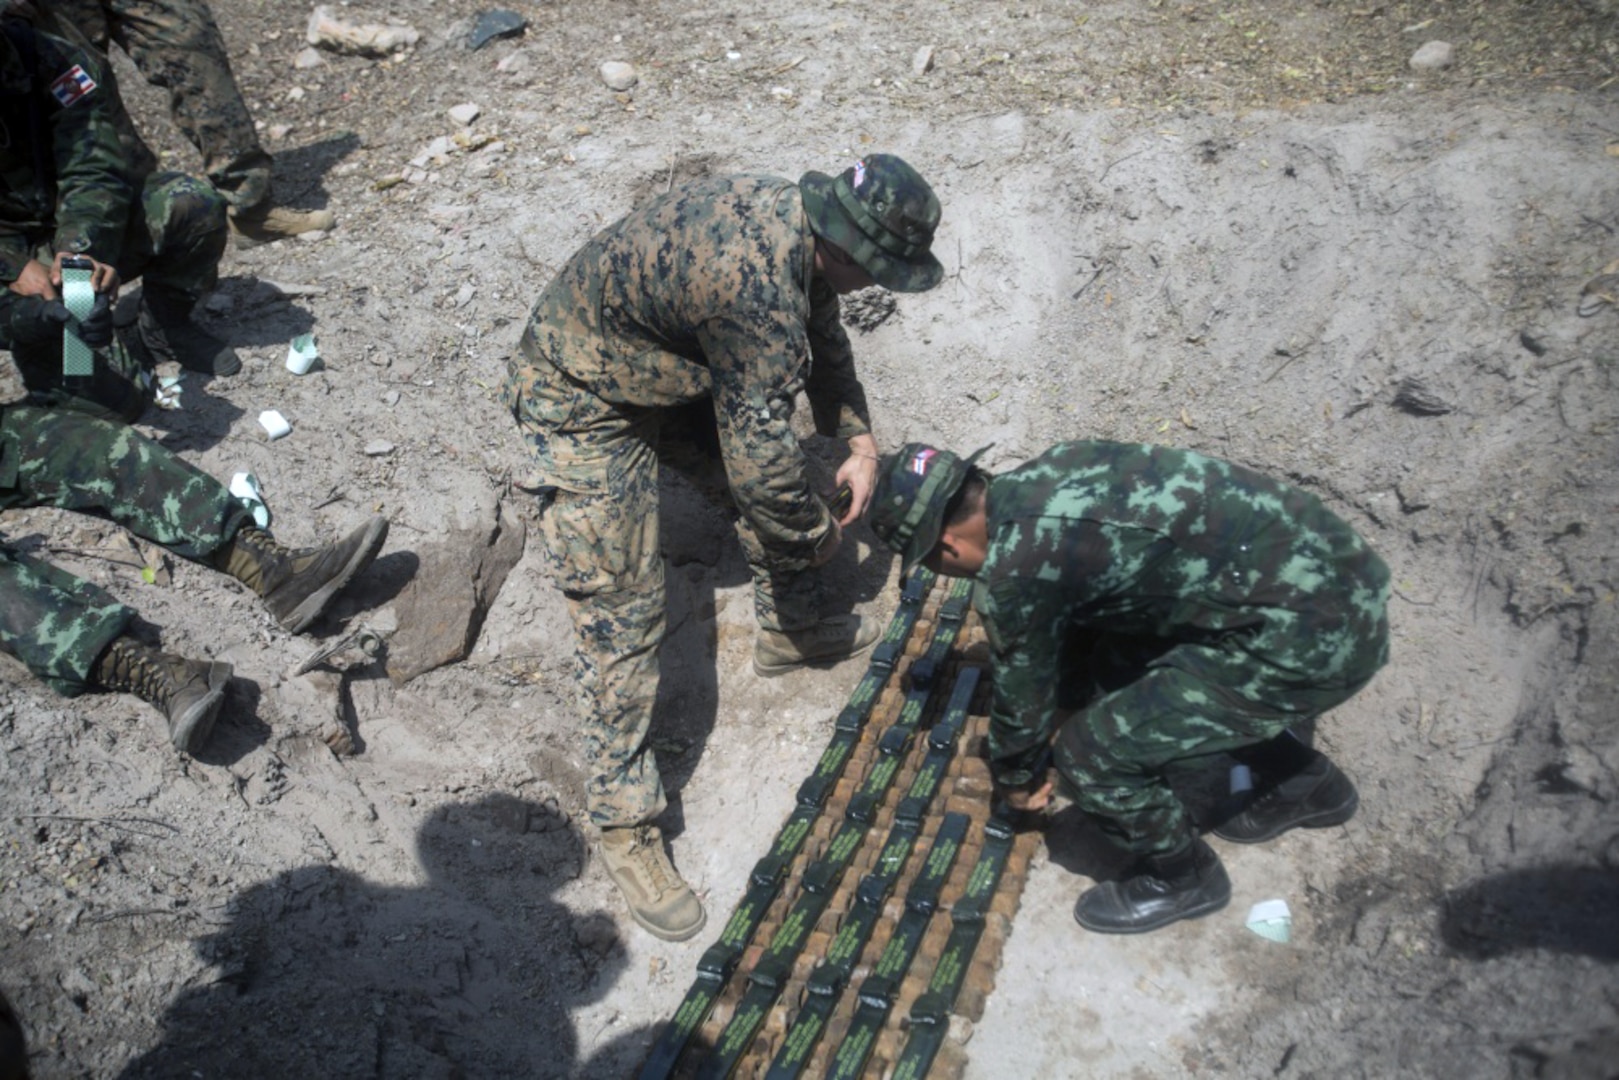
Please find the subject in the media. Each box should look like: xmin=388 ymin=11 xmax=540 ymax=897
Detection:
xmin=2 ymin=1 xmax=1615 ymax=1077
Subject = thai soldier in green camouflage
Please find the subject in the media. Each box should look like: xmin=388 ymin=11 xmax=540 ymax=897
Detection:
xmin=44 ymin=0 xmax=335 ymax=243
xmin=502 ymin=154 xmax=944 ymax=940
xmin=0 ymin=6 xmax=239 ymax=388
xmin=871 ymin=440 xmax=1390 ymax=934
xmin=0 ymin=392 xmax=390 ymax=753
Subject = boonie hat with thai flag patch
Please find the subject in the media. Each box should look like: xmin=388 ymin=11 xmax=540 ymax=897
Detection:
xmin=870 ymin=442 xmax=989 ymax=575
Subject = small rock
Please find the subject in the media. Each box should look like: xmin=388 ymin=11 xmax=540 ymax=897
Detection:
xmin=286 ymin=86 xmax=306 ymax=102
xmin=363 ymin=440 xmax=396 ymax=457
xmin=1392 ymin=377 xmax=1453 ymax=416
xmin=468 ymin=9 xmax=527 ymax=51
xmin=427 ymin=204 xmax=473 ymax=228
xmin=496 ymin=51 xmax=529 ymax=74
xmin=448 ymin=102 xmax=481 ymax=125
xmin=383 ymin=389 xmax=401 ymax=407
xmin=453 ymin=282 xmax=476 ymax=308
xmin=267 ymin=123 xmax=294 ymax=141
xmin=292 ymin=46 xmax=325 ymax=69
xmin=912 ymin=44 xmax=935 ymax=76
xmin=295 ymin=229 xmax=327 ymax=243
xmin=307 ymin=5 xmax=420 ymax=57
xmin=599 ymin=60 xmax=637 ymax=91
xmin=1409 ymin=40 xmax=1454 ymax=70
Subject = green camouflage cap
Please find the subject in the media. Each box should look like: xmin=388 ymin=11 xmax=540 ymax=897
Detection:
xmin=800 ymin=154 xmax=943 ymax=293
xmin=870 ymin=442 xmax=988 ymax=575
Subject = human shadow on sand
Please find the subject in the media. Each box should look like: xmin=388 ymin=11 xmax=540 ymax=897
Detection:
xmin=117 ymin=794 xmax=650 ymax=1079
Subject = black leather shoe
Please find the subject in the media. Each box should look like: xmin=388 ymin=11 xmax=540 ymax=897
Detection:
xmin=1074 ymin=838 xmax=1231 ymax=934
xmin=1213 ymin=753 xmax=1358 ymax=844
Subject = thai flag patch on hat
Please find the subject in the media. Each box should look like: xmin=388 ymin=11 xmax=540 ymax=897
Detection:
xmin=909 ymin=447 xmax=937 ymax=475
xmin=49 ymin=65 xmax=97 ymax=108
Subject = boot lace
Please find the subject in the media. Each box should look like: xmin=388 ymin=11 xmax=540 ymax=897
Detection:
xmin=630 ymin=827 xmax=675 ymax=898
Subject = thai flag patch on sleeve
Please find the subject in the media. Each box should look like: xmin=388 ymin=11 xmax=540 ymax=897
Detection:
xmin=909 ymin=447 xmax=937 ymax=475
xmin=48 ymin=65 xmax=97 ymax=107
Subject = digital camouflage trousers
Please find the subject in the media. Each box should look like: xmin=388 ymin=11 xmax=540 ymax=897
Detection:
xmin=0 ymin=402 xmax=247 ymax=694
xmin=503 ymin=351 xmax=827 ymax=828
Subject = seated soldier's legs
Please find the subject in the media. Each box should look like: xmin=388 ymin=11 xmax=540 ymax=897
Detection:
xmin=2 ymin=403 xmax=245 ymax=559
xmin=8 ymin=335 xmax=153 ymax=423
xmin=0 ymin=541 xmax=132 ymax=695
xmin=119 ymin=171 xmax=238 ymax=375
xmin=120 ymin=170 xmax=228 ymax=300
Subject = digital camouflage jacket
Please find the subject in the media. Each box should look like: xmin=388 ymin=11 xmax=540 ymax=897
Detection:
xmin=976 ymin=441 xmax=1391 ymax=787
xmin=507 ymin=174 xmax=873 ymax=562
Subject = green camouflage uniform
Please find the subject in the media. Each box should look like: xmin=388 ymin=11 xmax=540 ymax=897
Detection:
xmin=0 ymin=400 xmax=247 ymax=694
xmin=0 ymin=12 xmax=227 ymax=416
xmin=501 ymin=174 xmax=873 ymax=828
xmin=45 ymin=0 xmax=271 ymax=211
xmin=976 ymin=441 xmax=1390 ymax=856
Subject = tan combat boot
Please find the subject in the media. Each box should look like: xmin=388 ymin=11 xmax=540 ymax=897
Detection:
xmin=229 ymin=205 xmax=336 ymax=247
xmin=93 ymin=636 xmax=232 ymax=753
xmin=597 ymin=825 xmax=706 ymax=941
xmin=753 ymin=614 xmax=880 ymax=677
xmin=213 ymin=518 xmax=389 ymax=634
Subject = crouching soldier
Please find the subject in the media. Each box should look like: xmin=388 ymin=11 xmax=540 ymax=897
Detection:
xmin=0 ymin=364 xmax=388 ymax=752
xmin=1 ymin=3 xmax=240 ymax=404
xmin=870 ymin=440 xmax=1389 ymax=933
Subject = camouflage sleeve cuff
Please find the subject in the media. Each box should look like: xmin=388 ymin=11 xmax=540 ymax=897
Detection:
xmin=993 ymin=765 xmax=1037 ymax=789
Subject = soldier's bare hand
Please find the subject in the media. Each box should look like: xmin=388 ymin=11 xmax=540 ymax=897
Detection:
xmin=1002 ymin=779 xmax=1054 ymax=812
xmin=9 ymin=259 xmax=56 ymax=300
xmin=50 ymin=252 xmax=119 ymax=297
xmin=835 ymin=433 xmax=880 ymax=524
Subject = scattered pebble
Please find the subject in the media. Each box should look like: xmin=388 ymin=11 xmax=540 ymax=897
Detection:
xmin=496 ymin=51 xmax=529 ymax=74
xmin=292 ymin=47 xmax=325 ymax=69
xmin=468 ymin=9 xmax=527 ymax=51
xmin=1409 ymin=40 xmax=1454 ymax=70
xmin=912 ymin=44 xmax=936 ymax=75
xmin=600 ymin=60 xmax=637 ymax=91
xmin=363 ymin=440 xmax=396 ymax=457
xmin=267 ymin=123 xmax=293 ymax=141
xmin=448 ymin=102 xmax=482 ymax=125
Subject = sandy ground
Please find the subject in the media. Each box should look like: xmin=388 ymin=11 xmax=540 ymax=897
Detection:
xmin=3 ymin=1 xmax=1617 ymax=1077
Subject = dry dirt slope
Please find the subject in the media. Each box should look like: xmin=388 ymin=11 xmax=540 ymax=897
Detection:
xmin=2 ymin=1 xmax=1618 ymax=1077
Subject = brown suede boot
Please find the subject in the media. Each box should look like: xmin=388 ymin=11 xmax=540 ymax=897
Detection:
xmin=597 ymin=825 xmax=706 ymax=941
xmin=753 ymin=614 xmax=880 ymax=676
xmin=92 ymin=636 xmax=231 ymax=753
xmin=229 ymin=205 xmax=336 ymax=247
xmin=212 ymin=519 xmax=389 ymax=633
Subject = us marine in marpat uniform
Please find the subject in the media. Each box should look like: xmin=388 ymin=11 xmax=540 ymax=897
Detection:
xmin=503 ymin=154 xmax=946 ymax=940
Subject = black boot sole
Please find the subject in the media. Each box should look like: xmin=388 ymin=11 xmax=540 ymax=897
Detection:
xmin=170 ymin=661 xmax=233 ymax=753
xmin=1074 ymin=883 xmax=1231 ymax=934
